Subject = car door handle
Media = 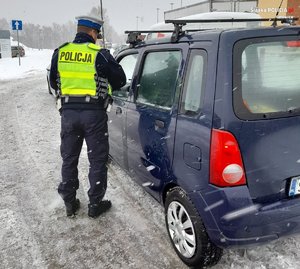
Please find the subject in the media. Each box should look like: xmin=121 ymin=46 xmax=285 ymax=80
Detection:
xmin=155 ymin=119 xmax=165 ymax=129
xmin=116 ymin=107 xmax=122 ymax=114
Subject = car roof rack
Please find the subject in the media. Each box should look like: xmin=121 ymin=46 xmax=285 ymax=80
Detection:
xmin=125 ymin=30 xmax=173 ymax=47
xmin=166 ymin=17 xmax=299 ymax=42
xmin=125 ymin=28 xmax=208 ymax=47
xmin=125 ymin=17 xmax=299 ymax=46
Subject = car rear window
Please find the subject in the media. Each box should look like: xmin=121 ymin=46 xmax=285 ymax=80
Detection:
xmin=233 ymin=36 xmax=300 ymax=120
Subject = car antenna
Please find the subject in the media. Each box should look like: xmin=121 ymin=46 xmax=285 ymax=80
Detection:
xmin=272 ymin=0 xmax=284 ymax=27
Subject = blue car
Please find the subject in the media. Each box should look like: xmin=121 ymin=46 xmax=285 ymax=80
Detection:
xmin=108 ymin=17 xmax=300 ymax=268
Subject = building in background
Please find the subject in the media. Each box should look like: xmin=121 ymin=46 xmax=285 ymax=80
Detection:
xmin=0 ymin=30 xmax=11 ymax=58
xmin=164 ymin=0 xmax=258 ymax=20
xmin=257 ymin=0 xmax=300 ymax=25
xmin=165 ymin=0 xmax=299 ymax=25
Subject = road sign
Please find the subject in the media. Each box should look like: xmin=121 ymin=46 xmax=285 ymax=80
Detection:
xmin=11 ymin=20 xmax=22 ymax=66
xmin=12 ymin=20 xmax=22 ymax=31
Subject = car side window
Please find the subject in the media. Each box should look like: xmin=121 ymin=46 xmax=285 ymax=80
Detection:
xmin=113 ymin=53 xmax=138 ymax=98
xmin=137 ymin=50 xmax=181 ymax=109
xmin=180 ymin=50 xmax=206 ymax=116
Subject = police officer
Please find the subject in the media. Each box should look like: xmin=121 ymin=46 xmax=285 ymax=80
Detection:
xmin=50 ymin=16 xmax=126 ymax=218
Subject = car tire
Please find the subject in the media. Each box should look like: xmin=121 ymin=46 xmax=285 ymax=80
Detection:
xmin=165 ymin=187 xmax=223 ymax=268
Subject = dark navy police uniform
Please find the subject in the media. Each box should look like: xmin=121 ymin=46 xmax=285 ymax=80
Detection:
xmin=50 ymin=17 xmax=126 ymax=217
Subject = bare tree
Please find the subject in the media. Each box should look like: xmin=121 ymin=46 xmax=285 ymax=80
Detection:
xmin=88 ymin=6 xmax=123 ymax=44
xmin=0 ymin=5 xmax=123 ymax=49
xmin=0 ymin=18 xmax=9 ymax=30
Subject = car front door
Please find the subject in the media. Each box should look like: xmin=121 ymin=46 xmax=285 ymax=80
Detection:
xmin=126 ymin=44 xmax=188 ymax=201
xmin=109 ymin=52 xmax=138 ymax=168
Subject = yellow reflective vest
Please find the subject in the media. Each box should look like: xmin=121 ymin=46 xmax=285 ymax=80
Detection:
xmin=58 ymin=42 xmax=112 ymax=97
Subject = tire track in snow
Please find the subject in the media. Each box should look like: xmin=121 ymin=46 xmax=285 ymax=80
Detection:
xmin=0 ymin=86 xmax=46 ymax=268
xmin=2 ymin=73 xmax=300 ymax=269
xmin=0 ymin=74 xmax=187 ymax=268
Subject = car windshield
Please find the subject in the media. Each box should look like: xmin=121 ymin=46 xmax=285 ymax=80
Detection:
xmin=233 ymin=37 xmax=300 ymax=119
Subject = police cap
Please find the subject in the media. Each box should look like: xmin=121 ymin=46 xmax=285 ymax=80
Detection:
xmin=75 ymin=16 xmax=104 ymax=31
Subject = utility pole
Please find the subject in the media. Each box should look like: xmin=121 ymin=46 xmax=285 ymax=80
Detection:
xmin=181 ymin=0 xmax=183 ymax=7
xmin=170 ymin=2 xmax=174 ymax=10
xmin=100 ymin=0 xmax=105 ymax=48
xmin=156 ymin=8 xmax=160 ymax=23
xmin=209 ymin=0 xmax=213 ymax=12
xmin=17 ymin=25 xmax=20 ymax=66
xmin=136 ymin=16 xmax=140 ymax=30
xmin=37 ymin=28 xmax=40 ymax=50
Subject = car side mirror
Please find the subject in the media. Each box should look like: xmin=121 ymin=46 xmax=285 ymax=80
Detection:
xmin=112 ymin=83 xmax=131 ymax=98
xmin=120 ymin=83 xmax=130 ymax=92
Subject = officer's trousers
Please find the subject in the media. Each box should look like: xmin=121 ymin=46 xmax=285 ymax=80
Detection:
xmin=58 ymin=109 xmax=109 ymax=204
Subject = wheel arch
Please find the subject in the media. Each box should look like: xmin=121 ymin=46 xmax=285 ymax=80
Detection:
xmin=162 ymin=182 xmax=224 ymax=249
xmin=162 ymin=182 xmax=178 ymax=205
xmin=164 ymin=184 xmax=223 ymax=267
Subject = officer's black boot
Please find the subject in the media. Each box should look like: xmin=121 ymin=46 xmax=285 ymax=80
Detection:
xmin=88 ymin=200 xmax=112 ymax=218
xmin=65 ymin=199 xmax=80 ymax=217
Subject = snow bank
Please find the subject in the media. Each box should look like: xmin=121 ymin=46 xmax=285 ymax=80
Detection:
xmin=0 ymin=45 xmax=115 ymax=81
xmin=0 ymin=48 xmax=53 ymax=80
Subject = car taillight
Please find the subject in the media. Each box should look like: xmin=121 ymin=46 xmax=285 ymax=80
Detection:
xmin=286 ymin=41 xmax=300 ymax=47
xmin=210 ymin=129 xmax=246 ymax=187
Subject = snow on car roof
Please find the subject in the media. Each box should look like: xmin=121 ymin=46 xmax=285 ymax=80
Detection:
xmin=148 ymin=12 xmax=262 ymax=32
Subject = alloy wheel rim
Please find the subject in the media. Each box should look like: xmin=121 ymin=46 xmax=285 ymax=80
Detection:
xmin=167 ymin=201 xmax=196 ymax=258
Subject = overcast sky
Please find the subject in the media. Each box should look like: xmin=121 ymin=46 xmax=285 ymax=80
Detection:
xmin=0 ymin=0 xmax=202 ymax=34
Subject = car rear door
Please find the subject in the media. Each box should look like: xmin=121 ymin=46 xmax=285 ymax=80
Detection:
xmin=109 ymin=51 xmax=138 ymax=168
xmin=172 ymin=38 xmax=219 ymax=193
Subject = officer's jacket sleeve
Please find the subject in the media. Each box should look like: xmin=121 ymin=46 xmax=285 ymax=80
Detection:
xmin=96 ymin=49 xmax=126 ymax=91
xmin=49 ymin=49 xmax=59 ymax=92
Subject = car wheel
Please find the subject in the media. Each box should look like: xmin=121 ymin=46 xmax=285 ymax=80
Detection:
xmin=165 ymin=187 xmax=223 ymax=268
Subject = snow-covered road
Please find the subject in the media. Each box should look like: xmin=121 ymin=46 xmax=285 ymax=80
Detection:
xmin=1 ymin=69 xmax=300 ymax=269
xmin=0 ymin=73 xmax=187 ymax=268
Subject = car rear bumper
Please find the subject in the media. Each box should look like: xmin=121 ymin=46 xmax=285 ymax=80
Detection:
xmin=189 ymin=187 xmax=300 ymax=248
